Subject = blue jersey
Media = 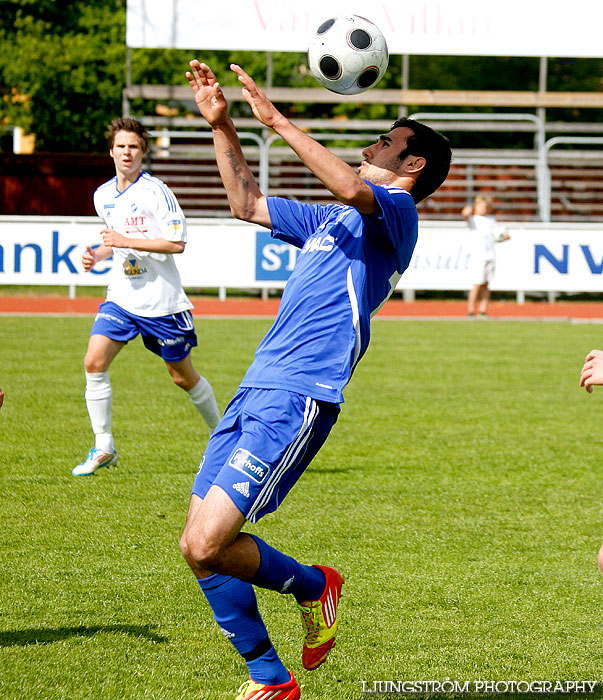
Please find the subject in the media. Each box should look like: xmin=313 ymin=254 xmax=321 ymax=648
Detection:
xmin=240 ymin=181 xmax=418 ymax=404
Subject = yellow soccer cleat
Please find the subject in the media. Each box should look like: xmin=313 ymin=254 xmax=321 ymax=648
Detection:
xmin=296 ymin=565 xmax=344 ymax=670
xmin=234 ymin=671 xmax=301 ymax=700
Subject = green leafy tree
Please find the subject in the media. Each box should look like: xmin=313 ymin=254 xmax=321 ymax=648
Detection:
xmin=0 ymin=0 xmax=127 ymax=151
xmin=1 ymin=0 xmax=601 ymax=153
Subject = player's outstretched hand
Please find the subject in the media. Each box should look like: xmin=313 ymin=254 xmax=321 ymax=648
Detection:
xmin=186 ymin=61 xmax=229 ymax=127
xmin=579 ymin=348 xmax=603 ymax=393
xmin=82 ymin=245 xmax=97 ymax=272
xmin=231 ymin=64 xmax=283 ymax=130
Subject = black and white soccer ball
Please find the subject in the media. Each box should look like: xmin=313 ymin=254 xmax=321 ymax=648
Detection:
xmin=307 ymin=15 xmax=389 ymax=96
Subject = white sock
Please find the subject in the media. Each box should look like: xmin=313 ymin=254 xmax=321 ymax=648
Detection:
xmin=85 ymin=371 xmax=115 ymax=453
xmin=187 ymin=376 xmax=220 ymax=433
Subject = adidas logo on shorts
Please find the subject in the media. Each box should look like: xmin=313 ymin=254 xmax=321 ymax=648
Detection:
xmin=233 ymin=481 xmax=250 ymax=498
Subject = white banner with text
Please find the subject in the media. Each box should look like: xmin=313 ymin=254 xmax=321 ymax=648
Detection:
xmin=126 ymin=0 xmax=603 ymax=58
xmin=1 ymin=217 xmax=603 ymax=294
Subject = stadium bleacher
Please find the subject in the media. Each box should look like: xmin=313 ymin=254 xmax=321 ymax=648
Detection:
xmin=128 ymin=85 xmax=603 ymax=223
xmin=141 ymin=134 xmax=603 ymax=223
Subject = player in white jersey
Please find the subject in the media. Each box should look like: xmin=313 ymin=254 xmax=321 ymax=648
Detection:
xmin=179 ymin=63 xmax=451 ymax=700
xmin=73 ymin=118 xmax=220 ymax=476
xmin=462 ymin=194 xmax=511 ymax=317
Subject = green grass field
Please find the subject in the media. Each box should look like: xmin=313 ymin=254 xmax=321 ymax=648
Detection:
xmin=2 ymin=316 xmax=603 ymax=699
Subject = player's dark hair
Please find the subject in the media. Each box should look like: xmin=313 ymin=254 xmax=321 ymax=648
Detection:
xmin=391 ymin=117 xmax=451 ymax=204
xmin=106 ymin=117 xmax=150 ymax=153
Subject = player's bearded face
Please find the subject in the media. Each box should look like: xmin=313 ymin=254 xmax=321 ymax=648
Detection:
xmin=361 ymin=161 xmax=400 ymax=185
xmin=359 ymin=127 xmax=413 ymax=185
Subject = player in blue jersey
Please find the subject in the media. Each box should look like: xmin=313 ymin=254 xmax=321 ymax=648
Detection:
xmin=73 ymin=118 xmax=220 ymax=476
xmin=181 ymin=62 xmax=451 ymax=700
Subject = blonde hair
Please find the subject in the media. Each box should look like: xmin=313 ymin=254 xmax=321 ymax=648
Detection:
xmin=474 ymin=194 xmax=493 ymax=211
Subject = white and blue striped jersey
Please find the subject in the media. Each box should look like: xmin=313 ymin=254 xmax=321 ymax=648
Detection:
xmin=240 ymin=181 xmax=418 ymax=404
xmin=93 ymin=171 xmax=192 ymax=317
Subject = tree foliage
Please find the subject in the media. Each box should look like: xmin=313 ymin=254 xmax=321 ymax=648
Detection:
xmin=0 ymin=0 xmax=601 ymax=153
xmin=0 ymin=0 xmax=127 ymax=151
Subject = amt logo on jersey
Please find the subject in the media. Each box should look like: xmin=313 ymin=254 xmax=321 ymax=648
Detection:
xmin=229 ymin=448 xmax=271 ymax=484
xmin=125 ymin=216 xmax=145 ymax=226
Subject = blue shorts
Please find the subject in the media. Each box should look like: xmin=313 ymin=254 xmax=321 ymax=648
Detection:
xmin=192 ymin=387 xmax=340 ymax=523
xmin=91 ymin=301 xmax=198 ymax=363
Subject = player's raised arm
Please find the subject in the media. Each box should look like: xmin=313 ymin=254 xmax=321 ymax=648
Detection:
xmin=185 ymin=61 xmax=271 ymax=227
xmin=230 ymin=64 xmax=376 ymax=215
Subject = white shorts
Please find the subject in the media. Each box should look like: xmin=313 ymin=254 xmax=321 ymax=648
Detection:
xmin=471 ymin=259 xmax=495 ymax=286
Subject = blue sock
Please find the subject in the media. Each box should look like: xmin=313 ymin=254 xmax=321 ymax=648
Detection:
xmin=249 ymin=534 xmax=326 ymax=602
xmin=197 ymin=574 xmax=289 ymax=685
xmin=247 ymin=646 xmax=289 ymax=686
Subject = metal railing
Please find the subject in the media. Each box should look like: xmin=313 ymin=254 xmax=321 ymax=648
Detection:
xmin=540 ymin=136 xmax=603 ymax=222
xmin=147 ymin=115 xmax=603 ymax=222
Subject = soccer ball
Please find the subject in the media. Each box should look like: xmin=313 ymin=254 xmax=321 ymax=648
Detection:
xmin=307 ymin=15 xmax=389 ymax=96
